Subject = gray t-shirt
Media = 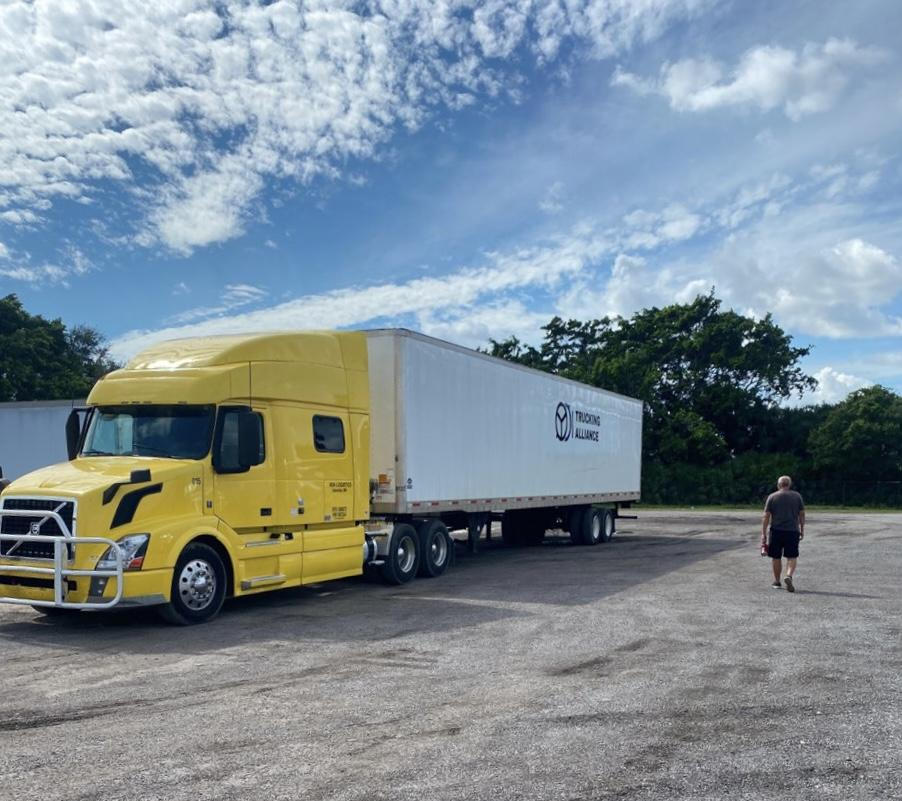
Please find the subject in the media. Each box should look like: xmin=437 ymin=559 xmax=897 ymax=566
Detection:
xmin=765 ymin=489 xmax=805 ymax=533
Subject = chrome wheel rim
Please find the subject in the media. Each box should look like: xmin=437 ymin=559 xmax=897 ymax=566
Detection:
xmin=591 ymin=513 xmax=601 ymax=542
xmin=430 ymin=532 xmax=448 ymax=566
xmin=604 ymin=514 xmax=614 ymax=540
xmin=179 ymin=558 xmax=217 ymax=611
xmin=397 ymin=535 xmax=416 ymax=573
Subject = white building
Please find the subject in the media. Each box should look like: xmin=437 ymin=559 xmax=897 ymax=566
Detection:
xmin=0 ymin=399 xmax=85 ymax=482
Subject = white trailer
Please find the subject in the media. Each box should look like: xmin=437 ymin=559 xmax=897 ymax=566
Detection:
xmin=0 ymin=399 xmax=85 ymax=484
xmin=365 ymin=329 xmax=642 ymax=548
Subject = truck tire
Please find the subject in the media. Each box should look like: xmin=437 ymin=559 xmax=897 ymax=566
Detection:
xmin=417 ymin=519 xmax=451 ymax=578
xmin=601 ymin=509 xmax=615 ymax=542
xmin=568 ymin=506 xmax=586 ymax=545
xmin=158 ymin=542 xmax=227 ymax=625
xmin=577 ymin=507 xmax=604 ymax=546
xmin=381 ymin=523 xmax=420 ymax=584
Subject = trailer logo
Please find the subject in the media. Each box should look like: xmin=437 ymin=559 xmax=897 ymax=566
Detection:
xmin=555 ymin=402 xmax=573 ymax=441
xmin=555 ymin=402 xmax=601 ymax=443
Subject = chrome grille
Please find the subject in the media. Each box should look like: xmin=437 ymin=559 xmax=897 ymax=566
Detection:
xmin=0 ymin=498 xmax=76 ymax=560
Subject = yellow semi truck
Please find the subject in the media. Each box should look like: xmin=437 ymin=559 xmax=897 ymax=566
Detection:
xmin=0 ymin=329 xmax=643 ymax=624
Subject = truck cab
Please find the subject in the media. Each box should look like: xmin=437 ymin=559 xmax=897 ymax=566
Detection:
xmin=0 ymin=332 xmax=371 ymax=623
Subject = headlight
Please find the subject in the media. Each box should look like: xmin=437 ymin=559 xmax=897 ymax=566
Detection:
xmin=97 ymin=534 xmax=150 ymax=571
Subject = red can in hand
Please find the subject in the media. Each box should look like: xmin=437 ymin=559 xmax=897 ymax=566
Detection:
xmin=760 ymin=542 xmax=768 ymax=557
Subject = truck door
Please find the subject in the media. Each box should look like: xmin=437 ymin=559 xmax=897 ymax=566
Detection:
xmin=212 ymin=406 xmax=274 ymax=530
xmin=212 ymin=406 xmax=301 ymax=587
xmin=301 ymin=410 xmax=364 ymax=582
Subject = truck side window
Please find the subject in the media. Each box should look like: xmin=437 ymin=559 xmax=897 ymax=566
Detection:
xmin=313 ymin=415 xmax=345 ymax=453
xmin=216 ymin=409 xmax=265 ymax=472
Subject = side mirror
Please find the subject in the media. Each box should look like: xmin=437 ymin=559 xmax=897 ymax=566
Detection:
xmin=65 ymin=407 xmax=92 ymax=460
xmin=65 ymin=410 xmax=81 ymax=460
xmin=237 ymin=411 xmax=263 ymax=470
xmin=0 ymin=465 xmax=9 ymax=493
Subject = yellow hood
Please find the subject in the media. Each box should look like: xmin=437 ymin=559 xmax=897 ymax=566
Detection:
xmin=8 ymin=457 xmax=198 ymax=497
xmin=3 ymin=457 xmax=205 ymax=541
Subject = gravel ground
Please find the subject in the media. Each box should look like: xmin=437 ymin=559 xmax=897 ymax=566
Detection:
xmin=0 ymin=510 xmax=900 ymax=801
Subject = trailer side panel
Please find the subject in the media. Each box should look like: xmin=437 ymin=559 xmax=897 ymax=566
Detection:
xmin=367 ymin=330 xmax=642 ymax=514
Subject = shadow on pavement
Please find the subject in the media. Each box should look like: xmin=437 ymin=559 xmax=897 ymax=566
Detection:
xmin=796 ymin=589 xmax=884 ymax=599
xmin=0 ymin=529 xmax=740 ymax=655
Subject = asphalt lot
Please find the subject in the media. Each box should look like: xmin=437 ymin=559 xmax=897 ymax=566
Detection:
xmin=0 ymin=510 xmax=900 ymax=801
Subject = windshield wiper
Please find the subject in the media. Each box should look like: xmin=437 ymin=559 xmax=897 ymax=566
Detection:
xmin=83 ymin=450 xmax=116 ymax=456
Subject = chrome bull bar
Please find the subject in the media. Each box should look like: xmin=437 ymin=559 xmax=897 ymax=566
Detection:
xmin=0 ymin=509 xmax=123 ymax=609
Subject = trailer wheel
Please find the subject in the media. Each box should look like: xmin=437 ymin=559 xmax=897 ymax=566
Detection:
xmin=381 ymin=523 xmax=420 ymax=584
xmin=578 ymin=507 xmax=604 ymax=546
xmin=158 ymin=542 xmax=227 ymax=625
xmin=417 ymin=519 xmax=450 ymax=578
xmin=601 ymin=509 xmax=615 ymax=542
xmin=567 ymin=507 xmax=585 ymax=544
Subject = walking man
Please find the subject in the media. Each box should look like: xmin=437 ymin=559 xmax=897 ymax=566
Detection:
xmin=762 ymin=476 xmax=805 ymax=592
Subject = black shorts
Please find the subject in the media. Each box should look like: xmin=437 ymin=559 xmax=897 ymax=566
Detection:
xmin=768 ymin=529 xmax=800 ymax=559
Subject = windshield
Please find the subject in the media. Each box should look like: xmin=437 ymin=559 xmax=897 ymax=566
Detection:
xmin=82 ymin=405 xmax=215 ymax=460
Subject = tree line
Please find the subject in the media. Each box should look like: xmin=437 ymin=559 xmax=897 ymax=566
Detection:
xmin=487 ymin=293 xmax=902 ymax=507
xmin=0 ymin=294 xmax=119 ymax=402
xmin=3 ymin=291 xmax=901 ymax=506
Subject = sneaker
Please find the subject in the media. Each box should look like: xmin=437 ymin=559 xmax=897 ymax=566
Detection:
xmin=784 ymin=576 xmax=795 ymax=593
xmin=771 ymin=581 xmax=782 ymax=589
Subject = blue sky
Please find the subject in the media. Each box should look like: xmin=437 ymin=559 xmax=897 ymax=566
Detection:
xmin=2 ymin=0 xmax=901 ymax=404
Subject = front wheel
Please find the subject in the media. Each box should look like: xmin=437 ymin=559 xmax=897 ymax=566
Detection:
xmin=158 ymin=542 xmax=227 ymax=625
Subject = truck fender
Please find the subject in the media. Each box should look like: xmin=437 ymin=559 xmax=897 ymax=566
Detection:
xmin=157 ymin=524 xmax=236 ymax=596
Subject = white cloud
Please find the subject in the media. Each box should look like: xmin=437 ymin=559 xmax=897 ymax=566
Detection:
xmin=166 ymin=282 xmax=268 ymax=325
xmin=0 ymin=243 xmax=92 ymax=286
xmin=64 ymin=245 xmax=93 ymax=277
xmin=577 ymin=234 xmax=902 ymax=339
xmin=0 ymin=0 xmax=711 ymax=253
xmin=556 ymin=252 xmax=709 ymax=321
xmin=109 ymin=152 xmax=902 ymax=360
xmin=223 ymin=284 xmax=267 ymax=305
xmin=803 ymin=367 xmax=871 ymax=405
xmin=0 ymin=264 xmax=70 ymax=285
xmin=612 ymin=38 xmax=890 ymax=120
xmin=416 ymin=300 xmax=551 ymax=349
xmin=539 ymin=181 xmax=565 ymax=214
xmin=110 ymin=228 xmax=609 ymax=360
xmin=620 ymin=203 xmax=704 ymax=249
xmin=172 ymin=281 xmax=190 ymax=296
xmin=0 ymin=209 xmax=41 ymax=225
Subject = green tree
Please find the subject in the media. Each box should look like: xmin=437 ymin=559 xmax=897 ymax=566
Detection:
xmin=0 ymin=294 xmax=119 ymax=401
xmin=488 ymin=292 xmax=816 ymax=466
xmin=809 ymin=386 xmax=902 ymax=481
